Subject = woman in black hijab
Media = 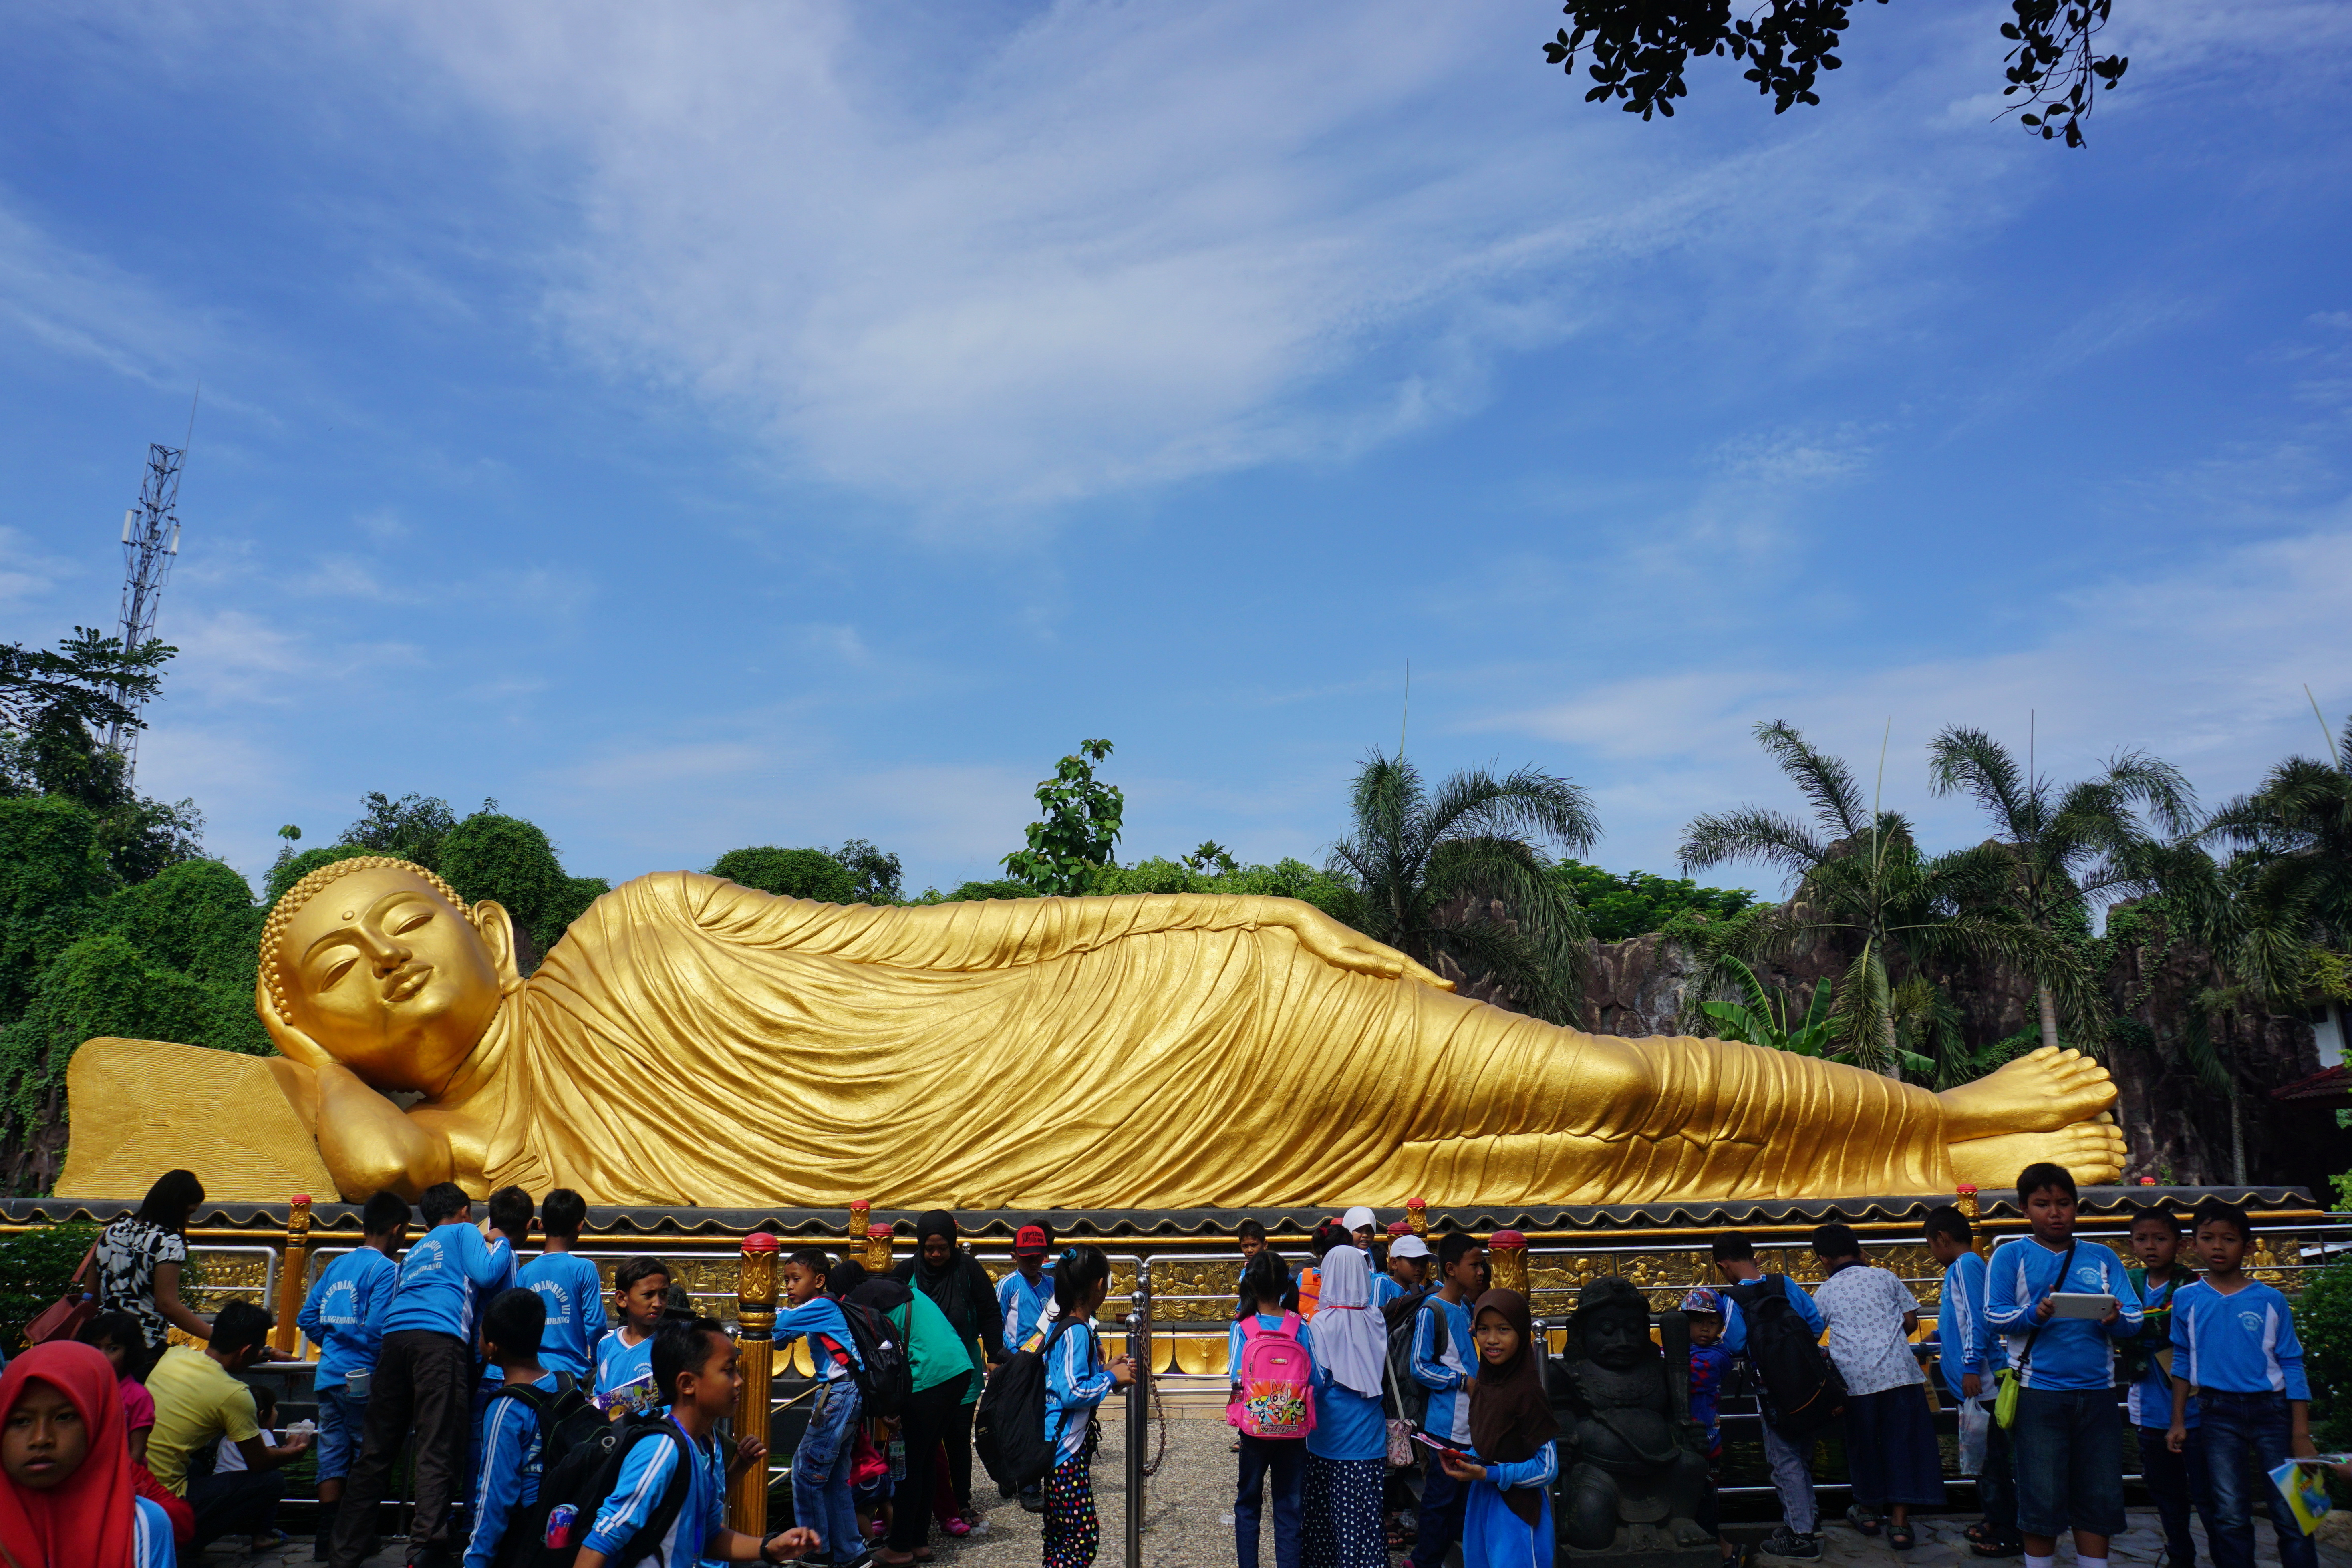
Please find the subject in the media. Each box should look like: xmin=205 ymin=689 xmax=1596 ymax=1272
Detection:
xmin=890 ymin=1210 xmax=1007 ymax=1530
xmin=1439 ymin=1288 xmax=1562 ymax=1565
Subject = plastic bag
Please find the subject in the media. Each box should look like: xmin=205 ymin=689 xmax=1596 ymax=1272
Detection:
xmin=1958 ymin=1395 xmax=1990 ymax=1476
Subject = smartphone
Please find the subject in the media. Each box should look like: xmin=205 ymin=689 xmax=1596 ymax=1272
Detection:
xmin=1411 ymin=1431 xmax=1465 ymax=1461
xmin=2047 ymin=1293 xmax=2115 ymax=1320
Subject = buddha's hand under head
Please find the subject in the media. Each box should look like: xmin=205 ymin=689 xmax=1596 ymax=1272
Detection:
xmin=1280 ymin=903 xmax=1453 ymax=990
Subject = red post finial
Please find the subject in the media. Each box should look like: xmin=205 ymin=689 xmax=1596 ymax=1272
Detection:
xmin=744 ymin=1231 xmax=780 ymax=1253
xmin=2139 ymin=1176 xmax=2157 ymax=1186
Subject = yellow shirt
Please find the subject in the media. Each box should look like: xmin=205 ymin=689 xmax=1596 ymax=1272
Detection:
xmin=145 ymin=1345 xmax=260 ymax=1495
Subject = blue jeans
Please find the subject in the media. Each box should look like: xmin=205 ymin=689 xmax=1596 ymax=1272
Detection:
xmin=1238 ymin=1434 xmax=1306 ymax=1568
xmin=2199 ymin=1391 xmax=2316 ymax=1568
xmin=794 ymin=1378 xmax=866 ymax=1564
xmin=2012 ymin=1387 xmax=2125 ymax=1538
xmin=314 ymin=1385 xmax=365 ymax=1483
xmin=2139 ymin=1424 xmax=2217 ymax=1564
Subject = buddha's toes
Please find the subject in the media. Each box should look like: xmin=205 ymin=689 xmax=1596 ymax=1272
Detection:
xmin=1935 ymin=1045 xmax=2119 ymax=1139
xmin=1947 ymin=1114 xmax=2128 ymax=1190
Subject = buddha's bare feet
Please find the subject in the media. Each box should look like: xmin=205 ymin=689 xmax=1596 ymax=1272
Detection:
xmin=1948 ymin=1114 xmax=2128 ymax=1191
xmin=1935 ymin=1046 xmax=2117 ymax=1141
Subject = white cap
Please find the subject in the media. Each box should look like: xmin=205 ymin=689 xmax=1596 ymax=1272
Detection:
xmin=1389 ymin=1234 xmax=1431 ymax=1258
xmin=1342 ymin=1206 xmax=1377 ymax=1232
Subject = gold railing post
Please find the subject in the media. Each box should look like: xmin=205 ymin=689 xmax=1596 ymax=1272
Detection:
xmin=864 ymin=1223 xmax=894 ymax=1274
xmin=271 ymin=1195 xmax=312 ymax=1356
xmin=1489 ymin=1228 xmax=1528 ymax=1294
xmin=1957 ymin=1184 xmax=1986 ymax=1258
xmin=730 ymin=1231 xmax=779 ymax=1535
xmin=850 ymin=1199 xmax=871 ymax=1252
xmin=1406 ymin=1197 xmax=1428 ymax=1238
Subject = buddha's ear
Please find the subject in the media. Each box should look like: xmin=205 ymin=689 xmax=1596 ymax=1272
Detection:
xmin=256 ymin=972 xmax=333 ymax=1070
xmin=469 ymin=899 xmax=526 ymax=996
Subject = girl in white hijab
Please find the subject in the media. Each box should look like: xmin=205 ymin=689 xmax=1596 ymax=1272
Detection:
xmin=1301 ymin=1245 xmax=1390 ymax=1568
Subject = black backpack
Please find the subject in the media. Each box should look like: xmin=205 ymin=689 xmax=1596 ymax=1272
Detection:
xmin=1381 ymin=1288 xmax=1443 ymax=1427
xmin=528 ymin=1410 xmax=696 ymax=1567
xmin=477 ymin=1373 xmax=608 ymax=1567
xmin=1732 ymin=1276 xmax=1846 ymax=1435
xmin=973 ymin=1317 xmax=1077 ymax=1496
xmin=835 ymin=1298 xmax=913 ymax=1419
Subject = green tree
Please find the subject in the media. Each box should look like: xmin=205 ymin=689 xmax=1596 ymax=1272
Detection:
xmin=711 ymin=846 xmax=859 ymax=904
xmin=1702 ymin=956 xmax=1835 ymax=1057
xmin=2191 ymin=715 xmax=2352 ymax=1005
xmin=1326 ymin=751 xmax=1599 ymax=1024
xmin=1928 ymin=725 xmax=2194 ymax=1052
xmin=441 ymin=813 xmax=608 ymax=965
xmin=339 ymin=791 xmax=466 ymax=869
xmin=1540 ymin=0 xmax=2128 ymax=147
xmin=830 ymin=839 xmax=904 ymax=903
xmin=0 ymin=796 xmax=119 ymax=1022
xmin=264 ymin=844 xmax=382 ymax=905
xmin=1550 ymin=860 xmax=1754 ymax=942
xmin=0 ymin=1222 xmax=98 ymax=1344
xmin=0 ymin=627 xmax=173 ymax=741
xmin=1680 ymin=720 xmax=2042 ymax=1079
xmin=1003 ymin=740 xmax=1125 ymax=896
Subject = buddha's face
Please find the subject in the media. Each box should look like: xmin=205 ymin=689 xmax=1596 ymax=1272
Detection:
xmin=275 ymin=866 xmax=506 ymax=1091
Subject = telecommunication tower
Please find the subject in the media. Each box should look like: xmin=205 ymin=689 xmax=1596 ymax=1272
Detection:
xmin=103 ymin=398 xmax=195 ymax=780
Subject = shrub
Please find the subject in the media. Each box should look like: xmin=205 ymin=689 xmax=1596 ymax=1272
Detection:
xmin=0 ymin=796 xmax=118 ymax=1020
xmin=2298 ymin=1256 xmax=2352 ymax=1449
xmin=0 ymin=1223 xmax=98 ymax=1350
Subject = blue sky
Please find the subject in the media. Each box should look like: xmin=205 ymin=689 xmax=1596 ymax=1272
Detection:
xmin=2 ymin=1 xmax=2348 ymax=900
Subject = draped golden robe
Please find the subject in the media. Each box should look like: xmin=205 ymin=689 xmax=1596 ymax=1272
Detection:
xmin=458 ymin=872 xmax=1954 ymax=1208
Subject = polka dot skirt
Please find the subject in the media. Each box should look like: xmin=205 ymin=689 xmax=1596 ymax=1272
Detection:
xmin=1303 ymin=1453 xmax=1387 ymax=1568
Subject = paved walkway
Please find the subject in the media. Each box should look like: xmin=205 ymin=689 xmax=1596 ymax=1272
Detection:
xmin=196 ymin=1414 xmax=2352 ymax=1568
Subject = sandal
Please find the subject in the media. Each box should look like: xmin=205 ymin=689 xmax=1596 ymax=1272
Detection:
xmin=1964 ymin=1523 xmax=1996 ymax=1544
xmin=1890 ymin=1526 xmax=1916 ymax=1551
xmin=1844 ymin=1505 xmax=1882 ymax=1537
xmin=1970 ymin=1538 xmax=2026 ymax=1558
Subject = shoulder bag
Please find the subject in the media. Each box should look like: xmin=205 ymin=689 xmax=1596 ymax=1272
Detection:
xmin=25 ymin=1241 xmax=99 ymax=1346
xmin=1993 ymin=1241 xmax=2075 ymax=1430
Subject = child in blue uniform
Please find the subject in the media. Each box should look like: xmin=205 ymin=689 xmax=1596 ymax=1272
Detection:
xmin=1984 ymin=1163 xmax=2143 ymax=1568
xmin=298 ymin=1187 xmax=407 ymax=1553
xmin=576 ymin=1316 xmax=819 ymax=1564
xmin=519 ymin=1188 xmax=608 ymax=1380
xmin=465 ymin=1288 xmax=560 ymax=1568
xmin=2168 ymin=1199 xmax=2316 ymax=1568
xmin=2128 ymin=1208 xmax=2215 ymax=1568
xmin=1041 ymin=1246 xmax=1134 ymax=1568
xmin=776 ymin=1248 xmax=867 ymax=1566
xmin=329 ymin=1180 xmax=519 ymax=1568
xmin=1409 ymin=1232 xmax=1486 ymax=1568
xmin=1924 ymin=1204 xmax=2017 ymax=1558
xmin=596 ymin=1257 xmax=673 ymax=1419
xmin=1304 ymin=1245 xmax=1389 ymax=1568
xmin=1438 ymin=1289 xmax=1559 ymax=1568
xmin=1231 ymin=1250 xmax=1317 ymax=1568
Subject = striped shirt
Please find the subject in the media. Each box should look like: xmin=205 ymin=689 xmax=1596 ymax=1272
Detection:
xmin=581 ymin=1416 xmax=725 ymax=1563
xmin=2170 ymin=1278 xmax=2309 ymax=1400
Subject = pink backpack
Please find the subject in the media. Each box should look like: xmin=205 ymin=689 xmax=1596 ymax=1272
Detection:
xmin=1232 ymin=1312 xmax=1316 ymax=1440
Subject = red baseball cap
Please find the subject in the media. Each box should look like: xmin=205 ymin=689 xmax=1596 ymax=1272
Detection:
xmin=1014 ymin=1225 xmax=1049 ymax=1254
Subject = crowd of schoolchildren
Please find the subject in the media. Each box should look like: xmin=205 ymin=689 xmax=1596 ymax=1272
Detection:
xmin=0 ymin=1164 xmax=2330 ymax=1568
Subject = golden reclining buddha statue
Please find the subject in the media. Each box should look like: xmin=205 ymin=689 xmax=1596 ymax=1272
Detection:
xmin=59 ymin=856 xmax=2127 ymax=1208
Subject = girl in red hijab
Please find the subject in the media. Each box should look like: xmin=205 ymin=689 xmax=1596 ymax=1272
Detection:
xmin=0 ymin=1340 xmax=173 ymax=1567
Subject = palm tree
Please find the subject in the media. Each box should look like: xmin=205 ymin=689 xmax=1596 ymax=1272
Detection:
xmin=2193 ymin=715 xmax=2352 ymax=1003
xmin=1326 ymin=751 xmax=1600 ymax=1024
xmin=1680 ymin=720 xmax=2046 ymax=1079
xmin=1927 ymin=725 xmax=2195 ymax=1053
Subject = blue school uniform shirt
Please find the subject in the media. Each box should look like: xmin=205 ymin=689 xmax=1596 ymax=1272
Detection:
xmin=1226 ymin=1310 xmax=1316 ymax=1389
xmin=775 ymin=1296 xmax=862 ymax=1381
xmin=1410 ymin=1293 xmax=1477 ymax=1448
xmin=998 ymin=1270 xmax=1055 ymax=1352
xmin=133 ymin=1496 xmax=175 ymax=1567
xmin=582 ymin=1415 xmax=728 ymax=1562
xmin=1983 ymin=1236 xmax=2143 ymax=1391
xmin=1371 ymin=1274 xmax=1415 ymax=1312
xmin=466 ymin=1371 xmax=560 ymax=1568
xmin=1043 ymin=1318 xmax=1118 ymax=1464
xmin=2170 ymin=1278 xmax=2309 ymax=1401
xmin=596 ymin=1328 xmax=661 ymax=1416
xmin=1309 ymin=1359 xmax=1387 ymax=1463
xmin=298 ymin=1245 xmax=399 ymax=1390
xmin=518 ymin=1252 xmax=608 ymax=1379
xmin=2128 ymin=1268 xmax=2197 ymax=1429
xmin=1934 ymin=1252 xmax=2006 ymax=1402
xmin=381 ymin=1222 xmax=516 ymax=1343
xmin=1717 ymin=1273 xmax=1827 ymax=1357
